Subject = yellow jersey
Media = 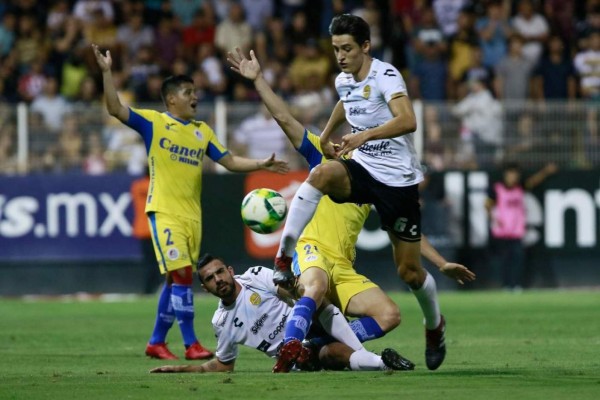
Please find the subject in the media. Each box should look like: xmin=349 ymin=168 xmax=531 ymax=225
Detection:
xmin=126 ymin=108 xmax=229 ymax=221
xmin=296 ymin=130 xmax=371 ymax=262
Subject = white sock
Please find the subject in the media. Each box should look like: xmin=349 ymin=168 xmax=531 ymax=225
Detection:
xmin=278 ymin=182 xmax=323 ymax=257
xmin=318 ymin=304 xmax=363 ymax=351
xmin=349 ymin=349 xmax=385 ymax=371
xmin=411 ymin=272 xmax=441 ymax=330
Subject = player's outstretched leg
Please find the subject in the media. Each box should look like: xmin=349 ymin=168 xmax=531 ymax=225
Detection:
xmin=381 ymin=348 xmax=415 ymax=371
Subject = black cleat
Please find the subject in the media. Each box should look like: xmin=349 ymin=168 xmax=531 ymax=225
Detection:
xmin=381 ymin=348 xmax=415 ymax=371
xmin=425 ymin=315 xmax=446 ymax=370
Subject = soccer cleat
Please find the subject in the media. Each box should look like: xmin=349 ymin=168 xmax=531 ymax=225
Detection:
xmin=273 ymin=252 xmax=294 ymax=287
xmin=145 ymin=342 xmax=178 ymax=360
xmin=185 ymin=341 xmax=214 ymax=360
xmin=425 ymin=315 xmax=446 ymax=370
xmin=381 ymin=348 xmax=415 ymax=371
xmin=272 ymin=339 xmax=303 ymax=373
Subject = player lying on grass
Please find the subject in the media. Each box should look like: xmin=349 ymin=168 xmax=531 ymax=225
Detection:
xmin=226 ymin=47 xmax=476 ymax=372
xmin=150 ymin=254 xmax=414 ymax=373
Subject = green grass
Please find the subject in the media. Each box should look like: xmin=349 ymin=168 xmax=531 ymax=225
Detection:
xmin=1 ymin=290 xmax=599 ymax=400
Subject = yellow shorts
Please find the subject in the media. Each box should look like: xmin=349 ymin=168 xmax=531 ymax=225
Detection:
xmin=148 ymin=212 xmax=202 ymax=274
xmin=293 ymin=240 xmax=378 ymax=314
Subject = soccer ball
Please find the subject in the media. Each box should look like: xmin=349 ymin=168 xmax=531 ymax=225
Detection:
xmin=241 ymin=188 xmax=288 ymax=234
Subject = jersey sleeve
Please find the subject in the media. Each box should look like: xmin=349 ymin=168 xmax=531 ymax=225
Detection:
xmin=377 ymin=64 xmax=408 ymax=103
xmin=126 ymin=108 xmax=155 ymax=150
xmin=204 ymin=124 xmax=230 ymax=161
xmin=241 ymin=266 xmax=278 ymax=295
xmin=213 ymin=321 xmax=239 ymax=363
xmin=296 ymin=130 xmax=325 ymax=170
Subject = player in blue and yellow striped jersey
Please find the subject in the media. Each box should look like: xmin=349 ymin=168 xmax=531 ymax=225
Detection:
xmin=227 ymin=48 xmax=475 ymax=372
xmin=92 ymin=44 xmax=288 ymax=361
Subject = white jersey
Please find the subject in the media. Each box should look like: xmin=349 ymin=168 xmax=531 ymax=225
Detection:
xmin=335 ymin=58 xmax=423 ymax=187
xmin=211 ymin=266 xmax=290 ymax=363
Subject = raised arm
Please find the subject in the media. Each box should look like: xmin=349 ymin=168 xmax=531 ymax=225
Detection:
xmin=218 ymin=152 xmax=289 ymax=174
xmin=150 ymin=358 xmax=235 ymax=373
xmin=227 ymin=48 xmax=305 ymax=149
xmin=92 ymin=44 xmax=129 ymax=123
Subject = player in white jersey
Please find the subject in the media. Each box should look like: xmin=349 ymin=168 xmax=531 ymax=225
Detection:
xmin=150 ymin=254 xmax=415 ymax=373
xmin=272 ymin=14 xmax=447 ymax=371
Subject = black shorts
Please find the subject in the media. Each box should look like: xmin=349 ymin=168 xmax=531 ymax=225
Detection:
xmin=332 ymin=159 xmax=421 ymax=242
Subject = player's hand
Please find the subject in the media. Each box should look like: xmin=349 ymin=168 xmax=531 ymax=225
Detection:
xmin=339 ymin=132 xmax=367 ymax=156
xmin=227 ymin=48 xmax=261 ymax=81
xmin=273 ymin=269 xmax=296 ymax=289
xmin=91 ymin=44 xmax=111 ymax=72
xmin=320 ymin=140 xmax=342 ymax=159
xmin=261 ymin=153 xmax=289 ymax=174
xmin=150 ymin=365 xmax=190 ymax=373
xmin=439 ymin=262 xmax=476 ymax=285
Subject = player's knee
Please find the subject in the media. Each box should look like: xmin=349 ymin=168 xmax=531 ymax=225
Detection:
xmin=397 ymin=263 xmax=425 ymax=289
xmin=374 ymin=302 xmax=401 ymax=332
xmin=307 ymin=163 xmax=339 ymax=192
xmin=302 ymin=282 xmax=328 ymax=305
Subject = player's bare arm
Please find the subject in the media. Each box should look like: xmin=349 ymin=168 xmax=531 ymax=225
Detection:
xmin=420 ymin=235 xmax=476 ymax=285
xmin=91 ymin=44 xmax=129 ymax=123
xmin=320 ymin=100 xmax=347 ymax=159
xmin=339 ymin=95 xmax=416 ymax=156
xmin=218 ymin=152 xmax=289 ymax=174
xmin=227 ymin=48 xmax=305 ymax=148
xmin=150 ymin=358 xmax=235 ymax=373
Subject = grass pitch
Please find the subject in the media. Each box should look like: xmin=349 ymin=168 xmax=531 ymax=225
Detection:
xmin=1 ymin=290 xmax=598 ymax=400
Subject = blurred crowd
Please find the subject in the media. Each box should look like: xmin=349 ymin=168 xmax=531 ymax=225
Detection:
xmin=0 ymin=0 xmax=599 ymax=175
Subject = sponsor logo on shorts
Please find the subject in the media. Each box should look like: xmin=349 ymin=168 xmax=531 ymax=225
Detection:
xmin=249 ymin=292 xmax=261 ymax=305
xmin=304 ymin=254 xmax=318 ymax=262
xmin=167 ymin=247 xmax=180 ymax=260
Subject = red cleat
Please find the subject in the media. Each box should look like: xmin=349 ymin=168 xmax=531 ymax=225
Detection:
xmin=145 ymin=342 xmax=178 ymax=360
xmin=185 ymin=341 xmax=214 ymax=360
xmin=272 ymin=339 xmax=303 ymax=373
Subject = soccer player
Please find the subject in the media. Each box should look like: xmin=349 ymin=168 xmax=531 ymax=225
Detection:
xmin=92 ymin=44 xmax=289 ymax=360
xmin=226 ymin=47 xmax=475 ymax=372
xmin=149 ymin=254 xmax=414 ymax=373
xmin=267 ymin=14 xmax=461 ymax=371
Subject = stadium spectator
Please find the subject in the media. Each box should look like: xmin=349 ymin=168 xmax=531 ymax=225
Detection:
xmin=128 ymin=45 xmax=161 ymax=92
xmin=48 ymin=16 xmax=84 ymax=82
xmin=135 ymin=72 xmax=164 ymax=103
xmin=511 ymin=0 xmax=549 ymax=65
xmin=0 ymin=121 xmax=18 ymax=174
xmin=475 ymin=1 xmax=511 ymax=68
xmin=14 ymin=13 xmax=50 ymax=68
xmin=542 ymin=0 xmax=576 ymax=44
xmin=410 ymin=33 xmax=448 ymax=101
xmin=452 ymin=77 xmax=503 ymax=169
xmin=255 ymin=17 xmax=290 ymax=64
xmin=485 ymin=162 xmax=557 ymax=290
xmin=181 ymin=9 xmax=216 ymax=61
xmin=214 ymin=2 xmax=252 ymax=58
xmin=17 ymin=59 xmax=47 ymax=103
xmin=574 ymin=30 xmax=600 ymax=100
xmin=352 ymin=0 xmax=384 ymax=60
xmin=409 ymin=5 xmax=446 ymax=73
xmin=288 ymin=39 xmax=331 ymax=94
xmin=82 ymin=8 xmax=119 ymax=66
xmin=153 ymin=13 xmax=180 ymax=70
xmin=170 ymin=0 xmax=204 ymax=27
xmin=494 ymin=34 xmax=535 ymax=100
xmin=576 ymin=5 xmax=600 ymax=50
xmin=195 ymin=43 xmax=227 ymax=97
xmin=240 ymin=0 xmax=274 ymax=33
xmin=447 ymin=8 xmax=479 ymax=99
xmin=82 ymin=132 xmax=108 ymax=175
xmin=56 ymin=114 xmax=84 ymax=173
xmin=433 ymin=0 xmax=469 ymax=37
xmin=458 ymin=46 xmax=495 ymax=98
xmin=285 ymin=10 xmax=312 ymax=57
xmin=532 ymin=35 xmax=577 ymax=100
xmin=30 ymin=76 xmax=71 ymax=132
xmin=47 ymin=0 xmax=71 ymax=34
xmin=73 ymin=0 xmax=115 ymax=24
xmin=0 ymin=12 xmax=16 ymax=57
xmin=59 ymin=47 xmax=89 ymax=100
xmin=116 ymin=13 xmax=154 ymax=63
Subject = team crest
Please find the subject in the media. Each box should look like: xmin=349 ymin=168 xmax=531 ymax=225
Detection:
xmin=194 ymin=130 xmax=203 ymax=141
xmin=362 ymin=85 xmax=371 ymax=99
xmin=167 ymin=247 xmax=180 ymax=260
xmin=250 ymin=292 xmax=261 ymax=305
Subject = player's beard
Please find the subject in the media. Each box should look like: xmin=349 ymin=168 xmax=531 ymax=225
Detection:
xmin=216 ymin=280 xmax=235 ymax=298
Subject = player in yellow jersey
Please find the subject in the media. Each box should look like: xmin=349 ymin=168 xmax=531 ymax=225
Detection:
xmin=92 ymin=44 xmax=288 ymax=361
xmin=227 ymin=48 xmax=475 ymax=372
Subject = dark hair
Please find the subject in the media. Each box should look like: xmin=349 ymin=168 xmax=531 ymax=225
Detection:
xmin=329 ymin=14 xmax=370 ymax=46
xmin=503 ymin=162 xmax=521 ymax=173
xmin=160 ymin=74 xmax=194 ymax=104
xmin=196 ymin=253 xmax=225 ymax=282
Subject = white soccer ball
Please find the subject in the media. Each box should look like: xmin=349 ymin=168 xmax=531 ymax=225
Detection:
xmin=240 ymin=188 xmax=288 ymax=234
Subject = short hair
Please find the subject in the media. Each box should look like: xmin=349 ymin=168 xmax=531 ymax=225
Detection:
xmin=196 ymin=253 xmax=226 ymax=282
xmin=503 ymin=162 xmax=521 ymax=173
xmin=160 ymin=74 xmax=194 ymax=104
xmin=329 ymin=14 xmax=370 ymax=46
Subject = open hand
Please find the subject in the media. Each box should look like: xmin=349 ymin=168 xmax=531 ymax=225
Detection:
xmin=440 ymin=262 xmax=476 ymax=285
xmin=262 ymin=153 xmax=289 ymax=174
xmin=91 ymin=44 xmax=111 ymax=72
xmin=150 ymin=365 xmax=189 ymax=373
xmin=227 ymin=48 xmax=262 ymax=81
